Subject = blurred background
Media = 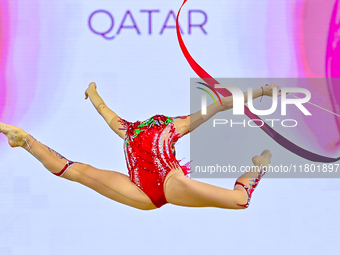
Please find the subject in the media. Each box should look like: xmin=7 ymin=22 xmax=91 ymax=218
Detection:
xmin=0 ymin=0 xmax=339 ymax=254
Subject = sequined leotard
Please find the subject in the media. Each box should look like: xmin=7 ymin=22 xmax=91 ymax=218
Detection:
xmin=119 ymin=115 xmax=189 ymax=208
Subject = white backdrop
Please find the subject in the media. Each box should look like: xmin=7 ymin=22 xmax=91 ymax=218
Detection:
xmin=0 ymin=1 xmax=339 ymax=254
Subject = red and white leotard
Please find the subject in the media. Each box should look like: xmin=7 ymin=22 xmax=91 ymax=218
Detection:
xmin=119 ymin=115 xmax=190 ymax=208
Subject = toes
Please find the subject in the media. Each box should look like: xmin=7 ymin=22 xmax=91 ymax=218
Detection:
xmin=261 ymin=150 xmax=271 ymax=156
xmin=252 ymin=150 xmax=272 ymax=165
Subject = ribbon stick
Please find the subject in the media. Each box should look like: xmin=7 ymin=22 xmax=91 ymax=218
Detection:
xmin=176 ymin=0 xmax=340 ymax=163
xmin=288 ymin=94 xmax=340 ymax=118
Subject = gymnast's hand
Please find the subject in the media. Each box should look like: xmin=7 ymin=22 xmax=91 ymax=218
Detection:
xmin=262 ymin=84 xmax=283 ymax=97
xmin=85 ymin=82 xmax=97 ymax=100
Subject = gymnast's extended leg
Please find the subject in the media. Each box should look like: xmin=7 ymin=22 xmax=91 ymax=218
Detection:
xmin=168 ymin=85 xmax=279 ymax=209
xmin=164 ymin=150 xmax=271 ymax=209
xmin=0 ymin=123 xmax=157 ymax=210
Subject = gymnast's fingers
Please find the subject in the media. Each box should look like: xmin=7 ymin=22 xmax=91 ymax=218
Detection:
xmin=278 ymin=85 xmax=282 ymax=97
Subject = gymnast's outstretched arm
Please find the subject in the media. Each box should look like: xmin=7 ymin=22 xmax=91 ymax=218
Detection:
xmin=174 ymin=84 xmax=281 ymax=136
xmin=85 ymin=82 xmax=126 ymax=139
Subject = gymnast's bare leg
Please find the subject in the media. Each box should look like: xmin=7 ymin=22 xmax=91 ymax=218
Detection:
xmin=0 ymin=122 xmax=268 ymax=210
xmin=0 ymin=83 xmax=280 ymax=210
xmin=164 ymin=83 xmax=280 ymax=209
xmin=164 ymin=150 xmax=271 ymax=209
xmin=0 ymin=123 xmax=157 ymax=210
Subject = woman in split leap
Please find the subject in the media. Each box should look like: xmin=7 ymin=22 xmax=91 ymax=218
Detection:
xmin=0 ymin=83 xmax=280 ymax=210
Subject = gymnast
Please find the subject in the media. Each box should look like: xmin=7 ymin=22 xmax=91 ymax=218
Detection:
xmin=0 ymin=82 xmax=281 ymax=210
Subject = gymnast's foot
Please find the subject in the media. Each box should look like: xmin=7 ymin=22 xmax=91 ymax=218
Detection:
xmin=252 ymin=150 xmax=271 ymax=169
xmin=234 ymin=150 xmax=271 ymax=208
xmin=0 ymin=123 xmax=28 ymax=147
xmin=236 ymin=150 xmax=271 ymax=182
